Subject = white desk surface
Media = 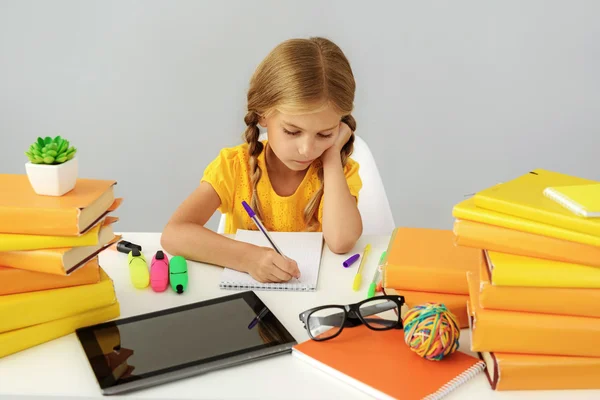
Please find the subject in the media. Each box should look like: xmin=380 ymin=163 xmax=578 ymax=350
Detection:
xmin=1 ymin=232 xmax=598 ymax=400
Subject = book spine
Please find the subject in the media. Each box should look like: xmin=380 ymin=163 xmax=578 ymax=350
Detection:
xmin=383 ymin=265 xmax=470 ymax=295
xmin=478 ymin=257 xmax=600 ymax=318
xmin=0 ymin=269 xmax=116 ymax=333
xmin=491 ymin=352 xmax=600 ymax=390
xmin=0 ymin=248 xmax=66 ymax=274
xmin=453 ymin=219 xmax=600 ymax=268
xmin=0 ymin=207 xmax=79 ymax=236
xmin=0 ymin=225 xmax=101 ymax=252
xmin=470 ymin=301 xmax=600 ymax=357
xmin=0 ymin=301 xmax=120 ymax=359
xmin=0 ymin=258 xmax=101 ymax=296
xmin=491 ymin=257 xmax=600 ymax=289
xmin=452 ymin=200 xmax=600 ymax=247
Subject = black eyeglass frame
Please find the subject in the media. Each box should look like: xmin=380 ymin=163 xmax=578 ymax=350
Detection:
xmin=298 ymin=295 xmax=405 ymax=341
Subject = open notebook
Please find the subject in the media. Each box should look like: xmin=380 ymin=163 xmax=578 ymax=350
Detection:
xmin=219 ymin=229 xmax=324 ymax=291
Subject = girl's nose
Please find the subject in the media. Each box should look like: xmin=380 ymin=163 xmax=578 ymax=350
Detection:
xmin=299 ymin=137 xmax=316 ymax=157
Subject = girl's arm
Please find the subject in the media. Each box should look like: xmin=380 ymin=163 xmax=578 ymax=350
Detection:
xmin=320 ymin=126 xmax=363 ymax=254
xmin=160 ymin=182 xmax=300 ymax=282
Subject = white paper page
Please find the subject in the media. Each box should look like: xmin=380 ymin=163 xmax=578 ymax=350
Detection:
xmin=219 ymin=230 xmax=324 ymax=290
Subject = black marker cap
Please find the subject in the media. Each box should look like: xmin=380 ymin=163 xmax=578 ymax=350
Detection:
xmin=132 ymin=248 xmax=141 ymax=257
xmin=156 ymin=250 xmax=164 ymax=260
xmin=176 ymin=284 xmax=183 ymax=294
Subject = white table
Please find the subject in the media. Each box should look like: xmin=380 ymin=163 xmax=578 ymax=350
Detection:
xmin=1 ymin=233 xmax=598 ymax=400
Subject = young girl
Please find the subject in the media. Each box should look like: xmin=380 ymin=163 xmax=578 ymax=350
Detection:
xmin=161 ymin=37 xmax=363 ymax=283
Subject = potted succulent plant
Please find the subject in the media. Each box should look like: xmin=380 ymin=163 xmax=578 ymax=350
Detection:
xmin=24 ymin=135 xmax=78 ymax=196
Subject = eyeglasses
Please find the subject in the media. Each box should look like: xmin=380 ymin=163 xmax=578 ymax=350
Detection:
xmin=298 ymin=295 xmax=405 ymax=341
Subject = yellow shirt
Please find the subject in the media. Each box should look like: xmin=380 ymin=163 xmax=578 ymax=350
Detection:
xmin=201 ymin=141 xmax=362 ymax=234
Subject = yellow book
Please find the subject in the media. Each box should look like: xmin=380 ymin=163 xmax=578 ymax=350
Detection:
xmin=0 ymin=268 xmax=116 ymax=333
xmin=544 ymin=183 xmax=600 ymax=218
xmin=452 ymin=197 xmax=600 ymax=247
xmin=0 ymin=301 xmax=120 ymax=359
xmin=0 ymin=216 xmax=118 ymax=252
xmin=473 ymin=169 xmax=600 ymax=236
xmin=485 ymin=250 xmax=600 ymax=288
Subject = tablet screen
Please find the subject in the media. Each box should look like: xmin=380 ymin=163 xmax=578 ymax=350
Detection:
xmin=76 ymin=291 xmax=296 ymax=390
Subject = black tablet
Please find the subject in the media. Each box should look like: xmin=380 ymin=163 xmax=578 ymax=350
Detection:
xmin=76 ymin=291 xmax=297 ymax=395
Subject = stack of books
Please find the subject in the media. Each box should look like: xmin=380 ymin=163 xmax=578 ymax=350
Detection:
xmin=452 ymin=168 xmax=600 ymax=391
xmin=0 ymin=174 xmax=122 ymax=358
xmin=380 ymin=226 xmax=481 ymax=329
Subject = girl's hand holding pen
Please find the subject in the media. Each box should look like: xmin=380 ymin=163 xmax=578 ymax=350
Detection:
xmin=248 ymin=246 xmax=301 ymax=283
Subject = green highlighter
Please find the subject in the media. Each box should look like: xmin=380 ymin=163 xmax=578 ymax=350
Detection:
xmin=367 ymin=251 xmax=386 ymax=298
xmin=169 ymin=255 xmax=188 ymax=294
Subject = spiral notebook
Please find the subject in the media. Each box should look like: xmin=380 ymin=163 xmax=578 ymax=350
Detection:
xmin=293 ymin=324 xmax=485 ymax=400
xmin=219 ymin=229 xmax=324 ymax=291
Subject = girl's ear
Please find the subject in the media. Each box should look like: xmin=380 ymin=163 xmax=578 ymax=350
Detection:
xmin=258 ymin=115 xmax=267 ymax=128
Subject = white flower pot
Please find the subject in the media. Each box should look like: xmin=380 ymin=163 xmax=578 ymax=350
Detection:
xmin=25 ymin=156 xmax=78 ymax=196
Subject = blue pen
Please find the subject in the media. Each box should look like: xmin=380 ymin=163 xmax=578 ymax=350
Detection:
xmin=248 ymin=307 xmax=269 ymax=329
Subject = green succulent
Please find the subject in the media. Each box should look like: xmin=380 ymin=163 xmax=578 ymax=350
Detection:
xmin=25 ymin=136 xmax=77 ymax=165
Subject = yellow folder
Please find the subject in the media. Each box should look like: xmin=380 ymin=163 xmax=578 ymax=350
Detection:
xmin=473 ymin=169 xmax=600 ymax=236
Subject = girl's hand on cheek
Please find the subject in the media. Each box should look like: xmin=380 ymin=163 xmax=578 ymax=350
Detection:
xmin=321 ymin=121 xmax=353 ymax=164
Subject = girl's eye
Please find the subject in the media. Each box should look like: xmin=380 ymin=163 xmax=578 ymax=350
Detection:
xmin=283 ymin=128 xmax=300 ymax=136
xmin=318 ymin=133 xmax=333 ymax=139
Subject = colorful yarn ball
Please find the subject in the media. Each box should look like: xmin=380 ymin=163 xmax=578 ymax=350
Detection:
xmin=402 ymin=303 xmax=460 ymax=361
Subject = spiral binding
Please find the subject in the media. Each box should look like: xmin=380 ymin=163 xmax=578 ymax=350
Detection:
xmin=543 ymin=188 xmax=586 ymax=217
xmin=219 ymin=281 xmax=315 ymax=291
xmin=423 ymin=361 xmax=486 ymax=400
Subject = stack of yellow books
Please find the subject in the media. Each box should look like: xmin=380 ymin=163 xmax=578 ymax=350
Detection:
xmin=452 ymin=169 xmax=600 ymax=391
xmin=0 ymin=174 xmax=122 ymax=358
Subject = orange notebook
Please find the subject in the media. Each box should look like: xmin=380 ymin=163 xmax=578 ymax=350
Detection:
xmin=467 ymin=272 xmax=600 ymax=357
xmin=453 ymin=218 xmax=600 ymax=267
xmin=479 ymin=351 xmax=600 ymax=391
xmin=382 ymin=227 xmax=481 ymax=295
xmin=0 ymin=257 xmax=100 ymax=296
xmin=0 ymin=235 xmax=120 ymax=275
xmin=0 ymin=174 xmax=118 ymax=236
xmin=292 ymin=324 xmax=485 ymax=400
xmin=478 ymin=254 xmax=600 ymax=317
xmin=384 ymin=287 xmax=469 ymax=329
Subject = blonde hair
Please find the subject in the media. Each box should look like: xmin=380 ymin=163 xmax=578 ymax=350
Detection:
xmin=243 ymin=37 xmax=356 ymax=231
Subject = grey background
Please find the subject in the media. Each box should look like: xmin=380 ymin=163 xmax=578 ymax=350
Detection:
xmin=2 ymin=1 xmax=599 ymax=233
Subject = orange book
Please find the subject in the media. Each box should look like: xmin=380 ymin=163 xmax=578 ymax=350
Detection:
xmin=0 ymin=235 xmax=120 ymax=275
xmin=454 ymin=218 xmax=600 ymax=267
xmin=0 ymin=257 xmax=100 ymax=296
xmin=478 ymin=254 xmax=600 ymax=318
xmin=384 ymin=287 xmax=469 ymax=329
xmin=0 ymin=174 xmax=118 ymax=236
xmin=382 ymin=227 xmax=481 ymax=295
xmin=467 ymin=272 xmax=600 ymax=357
xmin=292 ymin=324 xmax=485 ymax=400
xmin=479 ymin=351 xmax=600 ymax=391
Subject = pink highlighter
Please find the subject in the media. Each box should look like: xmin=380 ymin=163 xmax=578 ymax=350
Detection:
xmin=150 ymin=250 xmax=170 ymax=292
